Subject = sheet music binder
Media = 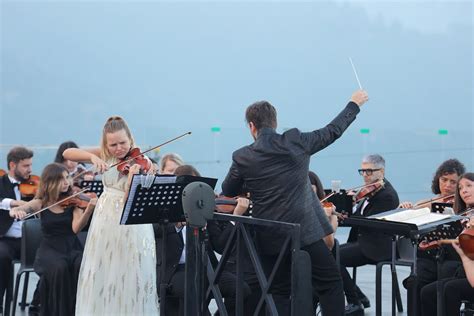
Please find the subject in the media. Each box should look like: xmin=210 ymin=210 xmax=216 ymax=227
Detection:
xmin=120 ymin=174 xmax=217 ymax=225
xmin=80 ymin=180 xmax=104 ymax=197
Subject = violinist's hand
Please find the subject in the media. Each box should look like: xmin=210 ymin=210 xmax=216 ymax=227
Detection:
xmin=351 ymin=90 xmax=369 ymax=107
xmin=399 ymin=201 xmax=413 ymax=209
xmin=234 ymin=197 xmax=250 ymax=216
xmin=452 ymin=238 xmax=467 ymax=258
xmin=85 ymin=198 xmax=98 ymax=214
xmin=323 ymin=204 xmax=336 ymax=218
xmin=9 ymin=208 xmax=27 ymax=220
xmin=90 ymin=155 xmax=108 ymax=174
xmin=175 ymin=222 xmax=186 ymax=229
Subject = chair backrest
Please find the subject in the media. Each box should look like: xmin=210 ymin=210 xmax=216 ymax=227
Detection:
xmin=21 ymin=218 xmax=43 ymax=268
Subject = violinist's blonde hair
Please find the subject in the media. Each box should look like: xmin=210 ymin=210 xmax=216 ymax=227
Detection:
xmin=100 ymin=116 xmax=136 ymax=161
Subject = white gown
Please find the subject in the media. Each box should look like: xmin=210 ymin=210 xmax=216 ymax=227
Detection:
xmin=76 ymin=162 xmax=159 ymax=315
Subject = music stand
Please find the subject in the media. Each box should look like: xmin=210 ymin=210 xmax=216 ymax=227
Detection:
xmin=431 ymin=202 xmax=454 ymax=214
xmin=120 ymin=174 xmax=217 ymax=315
xmin=120 ymin=174 xmax=217 ymax=225
xmin=80 ymin=180 xmax=104 ymax=197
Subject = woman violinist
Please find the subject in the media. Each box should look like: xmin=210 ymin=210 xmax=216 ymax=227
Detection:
xmin=62 ymin=116 xmax=159 ymax=315
xmin=54 ymin=141 xmax=95 ymax=186
xmin=399 ymin=158 xmax=465 ymax=210
xmin=420 ymin=173 xmax=474 ymax=315
xmin=9 ymin=163 xmax=96 ymax=316
xmin=402 ymin=159 xmax=466 ymax=315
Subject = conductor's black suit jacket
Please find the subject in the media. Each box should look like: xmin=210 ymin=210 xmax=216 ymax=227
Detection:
xmin=222 ymin=102 xmax=360 ymax=255
xmin=347 ymin=179 xmax=399 ymax=261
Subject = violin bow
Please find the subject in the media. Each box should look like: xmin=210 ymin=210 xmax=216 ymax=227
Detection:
xmin=320 ymin=179 xmax=383 ymax=203
xmin=21 ymin=187 xmax=90 ymax=220
xmin=414 ymin=194 xmax=455 ymax=209
xmin=72 ymin=131 xmax=192 ymax=179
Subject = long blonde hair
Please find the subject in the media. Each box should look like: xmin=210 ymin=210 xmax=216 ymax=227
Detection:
xmin=100 ymin=116 xmax=136 ymax=161
xmin=36 ymin=163 xmax=71 ymax=207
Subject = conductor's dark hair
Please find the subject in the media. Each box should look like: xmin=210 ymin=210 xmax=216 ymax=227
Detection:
xmin=245 ymin=101 xmax=277 ymax=130
xmin=431 ymin=159 xmax=465 ymax=194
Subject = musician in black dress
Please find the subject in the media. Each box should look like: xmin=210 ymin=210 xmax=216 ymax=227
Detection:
xmin=10 ymin=163 xmax=96 ymax=316
xmin=420 ymin=173 xmax=474 ymax=316
xmin=403 ymin=159 xmax=466 ymax=316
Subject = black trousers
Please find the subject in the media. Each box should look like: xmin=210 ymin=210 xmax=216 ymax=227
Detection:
xmin=405 ymin=258 xmax=461 ymax=316
xmin=339 ymin=241 xmax=376 ymax=304
xmin=0 ymin=237 xmax=21 ymax=305
xmin=164 ymin=264 xmax=251 ymax=316
xmin=420 ymin=277 xmax=474 ymax=315
xmin=261 ymin=239 xmax=344 ymax=316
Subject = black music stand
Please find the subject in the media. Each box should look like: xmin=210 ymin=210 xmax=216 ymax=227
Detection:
xmin=120 ymin=174 xmax=217 ymax=315
xmin=431 ymin=202 xmax=454 ymax=214
xmin=80 ymin=180 xmax=104 ymax=197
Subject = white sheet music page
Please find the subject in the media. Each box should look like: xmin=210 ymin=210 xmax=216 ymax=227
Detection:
xmin=375 ymin=207 xmax=451 ymax=227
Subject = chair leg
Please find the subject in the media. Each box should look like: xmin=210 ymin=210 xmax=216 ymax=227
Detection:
xmin=12 ymin=272 xmax=23 ymax=316
xmin=20 ymin=272 xmax=30 ymax=310
xmin=376 ymin=263 xmax=383 ymax=316
xmin=4 ymin=263 xmax=14 ymax=316
xmin=352 ymin=266 xmax=357 ymax=284
xmin=392 ymin=269 xmax=403 ymax=312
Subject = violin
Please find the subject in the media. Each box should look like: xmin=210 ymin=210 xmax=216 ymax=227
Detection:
xmin=351 ymin=179 xmax=385 ymax=203
xmin=116 ymin=148 xmax=152 ymax=176
xmin=215 ymin=195 xmax=252 ymax=214
xmin=419 ymin=228 xmax=474 ymax=260
xmin=0 ymin=169 xmax=6 ymax=176
xmin=19 ymin=175 xmax=40 ymax=198
xmin=321 ymin=201 xmax=348 ymax=221
xmin=60 ymin=192 xmax=97 ymax=209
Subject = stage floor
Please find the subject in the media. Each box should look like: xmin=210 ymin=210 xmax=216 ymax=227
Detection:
xmin=10 ymin=227 xmax=411 ymax=316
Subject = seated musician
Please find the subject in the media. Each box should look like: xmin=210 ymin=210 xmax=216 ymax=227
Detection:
xmin=54 ymin=141 xmax=94 ymax=183
xmin=0 ymin=146 xmax=41 ymax=314
xmin=309 ymin=171 xmax=338 ymax=250
xmin=402 ymin=158 xmax=466 ymax=316
xmin=153 ymin=164 xmax=250 ymax=315
xmin=399 ymin=158 xmax=465 ymax=210
xmin=10 ymin=163 xmax=96 ymax=316
xmin=158 ymin=153 xmax=184 ymax=175
xmin=340 ymin=154 xmax=399 ymax=315
xmin=420 ymin=173 xmax=474 ymax=315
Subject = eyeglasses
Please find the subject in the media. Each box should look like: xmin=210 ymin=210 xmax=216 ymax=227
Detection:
xmin=358 ymin=168 xmax=382 ymax=176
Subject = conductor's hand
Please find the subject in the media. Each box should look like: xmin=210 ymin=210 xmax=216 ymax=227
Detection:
xmin=90 ymin=155 xmax=108 ymax=174
xmin=351 ymin=90 xmax=369 ymax=107
xmin=9 ymin=208 xmax=27 ymax=220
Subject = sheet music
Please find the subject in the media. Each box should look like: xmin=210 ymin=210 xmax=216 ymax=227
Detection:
xmin=376 ymin=207 xmax=451 ymax=227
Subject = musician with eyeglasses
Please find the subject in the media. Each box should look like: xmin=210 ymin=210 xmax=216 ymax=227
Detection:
xmin=339 ymin=154 xmax=400 ymax=315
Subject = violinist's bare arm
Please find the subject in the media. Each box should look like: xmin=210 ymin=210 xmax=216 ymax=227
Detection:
xmin=1 ymin=197 xmax=26 ymax=209
xmin=72 ymin=198 xmax=97 ymax=234
xmin=452 ymin=239 xmax=474 ymax=287
xmin=9 ymin=198 xmax=42 ymax=220
xmin=63 ymin=148 xmax=108 ymax=173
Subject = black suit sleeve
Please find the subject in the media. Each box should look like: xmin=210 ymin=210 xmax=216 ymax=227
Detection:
xmin=222 ymin=158 xmax=245 ymax=197
xmin=299 ymin=102 xmax=360 ymax=155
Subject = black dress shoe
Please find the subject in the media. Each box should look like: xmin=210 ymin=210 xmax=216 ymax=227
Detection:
xmin=28 ymin=304 xmax=40 ymax=315
xmin=344 ymin=303 xmax=364 ymax=316
xmin=359 ymin=295 xmax=370 ymax=308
